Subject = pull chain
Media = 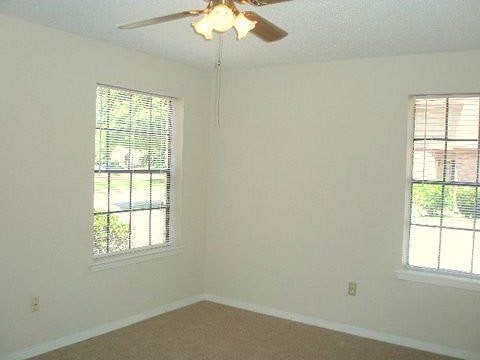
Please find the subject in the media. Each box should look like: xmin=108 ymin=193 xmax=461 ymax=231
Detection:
xmin=215 ymin=34 xmax=224 ymax=127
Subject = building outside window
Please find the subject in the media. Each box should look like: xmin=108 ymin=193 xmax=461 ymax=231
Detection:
xmin=407 ymin=95 xmax=480 ymax=277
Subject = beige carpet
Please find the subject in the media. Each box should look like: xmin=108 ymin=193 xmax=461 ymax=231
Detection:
xmin=30 ymin=301 xmax=458 ymax=360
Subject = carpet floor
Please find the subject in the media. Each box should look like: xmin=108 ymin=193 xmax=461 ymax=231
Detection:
xmin=29 ymin=301 xmax=458 ymax=360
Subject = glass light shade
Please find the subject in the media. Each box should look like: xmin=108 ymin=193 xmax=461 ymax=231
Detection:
xmin=192 ymin=14 xmax=213 ymax=40
xmin=234 ymin=13 xmax=257 ymax=39
xmin=209 ymin=4 xmax=235 ymax=32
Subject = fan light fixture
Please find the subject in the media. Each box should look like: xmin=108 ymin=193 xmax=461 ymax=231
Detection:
xmin=118 ymin=0 xmax=289 ymax=43
xmin=234 ymin=13 xmax=257 ymax=39
xmin=192 ymin=2 xmax=257 ymax=40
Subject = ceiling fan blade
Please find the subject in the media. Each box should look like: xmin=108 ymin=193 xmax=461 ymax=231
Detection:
xmin=244 ymin=11 xmax=287 ymax=42
xmin=118 ymin=10 xmax=202 ymax=29
xmin=235 ymin=0 xmax=291 ymax=6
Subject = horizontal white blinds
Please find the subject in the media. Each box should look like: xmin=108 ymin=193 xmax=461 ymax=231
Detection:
xmin=409 ymin=95 xmax=480 ymax=275
xmin=93 ymin=85 xmax=173 ymax=256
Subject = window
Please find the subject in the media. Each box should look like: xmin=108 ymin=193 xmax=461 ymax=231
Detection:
xmin=407 ymin=95 xmax=480 ymax=277
xmin=93 ymin=85 xmax=173 ymax=258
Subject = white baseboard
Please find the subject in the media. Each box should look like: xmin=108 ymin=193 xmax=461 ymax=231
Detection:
xmin=203 ymin=294 xmax=480 ymax=360
xmin=4 ymin=293 xmax=479 ymax=360
xmin=2 ymin=294 xmax=204 ymax=360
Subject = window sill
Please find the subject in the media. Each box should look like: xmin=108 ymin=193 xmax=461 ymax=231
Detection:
xmin=91 ymin=245 xmax=184 ymax=272
xmin=395 ymin=268 xmax=480 ymax=291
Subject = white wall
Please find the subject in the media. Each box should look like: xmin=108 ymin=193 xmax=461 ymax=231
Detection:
xmin=206 ymin=51 xmax=480 ymax=354
xmin=2 ymin=11 xmax=480 ymax=358
xmin=0 ymin=15 xmax=210 ymax=355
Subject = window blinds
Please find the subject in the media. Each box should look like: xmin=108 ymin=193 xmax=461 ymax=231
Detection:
xmin=93 ymin=85 xmax=173 ymax=256
xmin=409 ymin=95 xmax=480 ymax=275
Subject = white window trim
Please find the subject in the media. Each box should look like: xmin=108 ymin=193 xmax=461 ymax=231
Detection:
xmin=91 ymin=244 xmax=184 ymax=271
xmin=91 ymin=85 xmax=184 ymax=271
xmin=399 ymin=95 xmax=480 ymax=289
xmin=396 ymin=268 xmax=480 ymax=291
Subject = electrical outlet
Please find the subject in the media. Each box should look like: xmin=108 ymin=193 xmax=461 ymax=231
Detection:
xmin=348 ymin=282 xmax=357 ymax=296
xmin=31 ymin=296 xmax=40 ymax=312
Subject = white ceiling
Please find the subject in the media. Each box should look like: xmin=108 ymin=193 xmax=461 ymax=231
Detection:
xmin=1 ymin=0 xmax=480 ymax=69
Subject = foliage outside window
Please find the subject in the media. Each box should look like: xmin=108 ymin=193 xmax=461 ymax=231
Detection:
xmin=94 ymin=85 xmax=173 ymax=256
xmin=408 ymin=95 xmax=480 ymax=276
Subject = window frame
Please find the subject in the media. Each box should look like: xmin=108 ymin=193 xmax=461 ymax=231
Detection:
xmin=399 ymin=94 xmax=480 ymax=290
xmin=91 ymin=84 xmax=183 ymax=271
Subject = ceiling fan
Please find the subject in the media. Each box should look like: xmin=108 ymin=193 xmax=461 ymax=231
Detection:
xmin=119 ymin=0 xmax=291 ymax=42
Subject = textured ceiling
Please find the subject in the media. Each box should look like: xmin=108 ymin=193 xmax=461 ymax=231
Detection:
xmin=1 ymin=0 xmax=480 ymax=69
